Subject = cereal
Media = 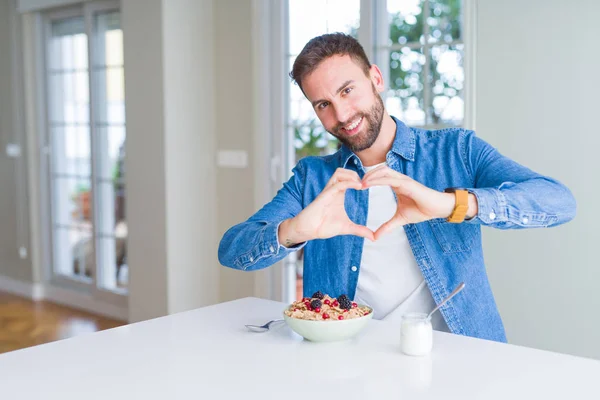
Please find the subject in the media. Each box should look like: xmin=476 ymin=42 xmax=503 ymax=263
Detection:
xmin=284 ymin=293 xmax=371 ymax=321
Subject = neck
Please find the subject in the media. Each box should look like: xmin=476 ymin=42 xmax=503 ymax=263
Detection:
xmin=355 ymin=112 xmax=396 ymax=167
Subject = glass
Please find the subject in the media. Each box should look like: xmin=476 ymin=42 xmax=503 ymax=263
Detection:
xmin=93 ymin=11 xmax=127 ymax=292
xmin=51 ymin=177 xmax=92 ymax=226
xmin=48 ymin=72 xmax=90 ymax=124
xmin=95 ymin=12 xmax=123 ymax=68
xmin=429 ymin=44 xmax=464 ymax=125
xmin=427 ymin=0 xmax=462 ymax=44
xmin=288 ymin=56 xmax=314 ymax=122
xmin=388 ymin=0 xmax=425 ymax=46
xmin=49 ymin=126 xmax=91 ymax=176
xmin=288 ymin=0 xmax=360 ymax=55
xmin=386 ymin=47 xmax=426 ymax=126
xmin=401 ymin=312 xmax=433 ymax=356
xmin=53 ymin=225 xmax=93 ymax=281
xmin=292 ymin=122 xmax=338 ymax=162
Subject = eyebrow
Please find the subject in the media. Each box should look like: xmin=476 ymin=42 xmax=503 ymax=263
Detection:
xmin=311 ymin=80 xmax=355 ymax=107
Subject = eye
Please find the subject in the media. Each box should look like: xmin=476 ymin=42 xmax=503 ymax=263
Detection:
xmin=343 ymin=87 xmax=354 ymax=95
xmin=317 ymin=101 xmax=329 ymax=110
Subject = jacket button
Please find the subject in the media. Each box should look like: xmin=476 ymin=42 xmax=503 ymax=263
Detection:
xmin=269 ymin=246 xmax=274 ymax=252
xmin=489 ymin=212 xmax=496 ymax=220
xmin=353 ymin=159 xmax=358 ymax=165
xmin=351 ymin=266 xmax=358 ymax=272
xmin=522 ymin=217 xmax=529 ymax=224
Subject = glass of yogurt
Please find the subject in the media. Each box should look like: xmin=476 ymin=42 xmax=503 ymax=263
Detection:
xmin=400 ymin=312 xmax=433 ymax=356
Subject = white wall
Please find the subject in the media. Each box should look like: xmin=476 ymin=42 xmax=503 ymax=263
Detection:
xmin=476 ymin=0 xmax=600 ymax=359
xmin=0 ymin=0 xmax=34 ymax=285
xmin=121 ymin=0 xmax=169 ymax=321
xmin=214 ymin=0 xmax=258 ymax=303
xmin=122 ymin=0 xmax=219 ymax=322
xmin=162 ymin=0 xmax=219 ymax=314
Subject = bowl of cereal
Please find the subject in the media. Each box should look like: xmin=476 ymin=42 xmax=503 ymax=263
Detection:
xmin=283 ymin=291 xmax=373 ymax=342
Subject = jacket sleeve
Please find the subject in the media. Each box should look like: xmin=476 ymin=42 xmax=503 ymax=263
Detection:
xmin=461 ymin=130 xmax=576 ymax=229
xmin=218 ymin=161 xmax=307 ymax=271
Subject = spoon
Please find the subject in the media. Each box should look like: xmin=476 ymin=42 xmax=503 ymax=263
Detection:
xmin=245 ymin=319 xmax=284 ymax=332
xmin=427 ymin=282 xmax=465 ymax=319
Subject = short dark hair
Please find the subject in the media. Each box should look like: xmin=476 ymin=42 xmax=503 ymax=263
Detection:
xmin=290 ymin=33 xmax=372 ymax=93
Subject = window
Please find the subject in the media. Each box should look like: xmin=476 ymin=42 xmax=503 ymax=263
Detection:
xmin=382 ymin=0 xmax=464 ymax=127
xmin=44 ymin=1 xmax=127 ymax=297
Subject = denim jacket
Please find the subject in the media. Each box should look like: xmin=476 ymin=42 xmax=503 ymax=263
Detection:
xmin=218 ymin=117 xmax=576 ymax=342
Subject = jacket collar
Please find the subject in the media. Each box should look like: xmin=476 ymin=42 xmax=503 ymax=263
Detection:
xmin=340 ymin=115 xmax=416 ymax=168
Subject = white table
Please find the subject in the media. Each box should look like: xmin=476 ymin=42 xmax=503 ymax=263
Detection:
xmin=1 ymin=297 xmax=599 ymax=399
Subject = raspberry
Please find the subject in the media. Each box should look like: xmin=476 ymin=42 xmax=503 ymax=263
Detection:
xmin=310 ymin=299 xmax=322 ymax=310
xmin=312 ymin=291 xmax=325 ymax=300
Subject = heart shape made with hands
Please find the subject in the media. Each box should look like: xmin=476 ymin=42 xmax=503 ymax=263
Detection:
xmin=312 ymin=165 xmax=452 ymax=242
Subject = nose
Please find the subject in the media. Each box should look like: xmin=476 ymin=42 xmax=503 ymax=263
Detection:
xmin=333 ymin=102 xmax=353 ymax=125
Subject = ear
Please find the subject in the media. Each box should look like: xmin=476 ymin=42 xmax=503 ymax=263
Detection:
xmin=369 ymin=64 xmax=385 ymax=93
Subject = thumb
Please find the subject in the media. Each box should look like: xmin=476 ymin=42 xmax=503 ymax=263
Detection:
xmin=346 ymin=223 xmax=376 ymax=242
xmin=374 ymin=217 xmax=405 ymax=241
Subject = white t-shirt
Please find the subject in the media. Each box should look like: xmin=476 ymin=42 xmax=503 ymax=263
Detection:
xmin=353 ymin=163 xmax=449 ymax=332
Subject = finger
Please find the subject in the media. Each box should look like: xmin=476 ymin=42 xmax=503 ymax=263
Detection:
xmin=361 ymin=164 xmax=390 ymax=181
xmin=345 ymin=223 xmax=376 ymax=242
xmin=333 ymin=180 xmax=363 ymax=193
xmin=326 ymin=168 xmax=361 ymax=188
xmin=374 ymin=217 xmax=405 ymax=240
xmin=321 ymin=180 xmax=363 ymax=199
xmin=362 ymin=167 xmax=406 ymax=185
xmin=362 ymin=176 xmax=412 ymax=194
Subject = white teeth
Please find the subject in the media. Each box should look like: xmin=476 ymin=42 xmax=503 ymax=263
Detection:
xmin=344 ymin=117 xmax=362 ymax=131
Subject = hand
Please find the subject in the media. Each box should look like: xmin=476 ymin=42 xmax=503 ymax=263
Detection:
xmin=279 ymin=168 xmax=375 ymax=247
xmin=362 ymin=165 xmax=459 ymax=240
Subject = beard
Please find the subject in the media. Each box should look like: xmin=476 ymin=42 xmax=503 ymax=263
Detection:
xmin=328 ymin=85 xmax=385 ymax=153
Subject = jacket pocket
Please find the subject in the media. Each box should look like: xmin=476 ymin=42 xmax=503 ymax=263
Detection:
xmin=428 ymin=219 xmax=478 ymax=253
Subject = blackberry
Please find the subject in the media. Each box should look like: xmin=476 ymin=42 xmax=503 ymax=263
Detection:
xmin=337 ymin=294 xmax=349 ymax=303
xmin=310 ymin=299 xmax=322 ymax=310
xmin=312 ymin=291 xmax=325 ymax=300
xmin=338 ymin=297 xmax=352 ymax=310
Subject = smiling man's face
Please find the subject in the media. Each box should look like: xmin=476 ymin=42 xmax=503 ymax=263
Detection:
xmin=302 ymin=55 xmax=386 ymax=152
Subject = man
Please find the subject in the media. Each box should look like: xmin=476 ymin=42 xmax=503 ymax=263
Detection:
xmin=218 ymin=33 xmax=576 ymax=342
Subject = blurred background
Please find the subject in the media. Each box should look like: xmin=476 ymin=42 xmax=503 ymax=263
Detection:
xmin=0 ymin=0 xmax=598 ymax=361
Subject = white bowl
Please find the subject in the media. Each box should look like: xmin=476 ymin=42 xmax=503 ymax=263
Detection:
xmin=283 ymin=305 xmax=373 ymax=342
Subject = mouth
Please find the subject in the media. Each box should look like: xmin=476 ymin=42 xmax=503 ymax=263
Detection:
xmin=340 ymin=116 xmax=363 ymax=137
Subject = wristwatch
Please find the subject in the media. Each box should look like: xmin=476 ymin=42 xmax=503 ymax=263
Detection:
xmin=444 ymin=188 xmax=469 ymax=223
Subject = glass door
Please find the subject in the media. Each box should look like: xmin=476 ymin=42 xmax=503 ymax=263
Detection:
xmin=44 ymin=1 xmax=127 ymax=303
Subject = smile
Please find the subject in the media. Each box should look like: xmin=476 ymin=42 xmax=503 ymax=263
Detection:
xmin=341 ymin=116 xmax=363 ymax=136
